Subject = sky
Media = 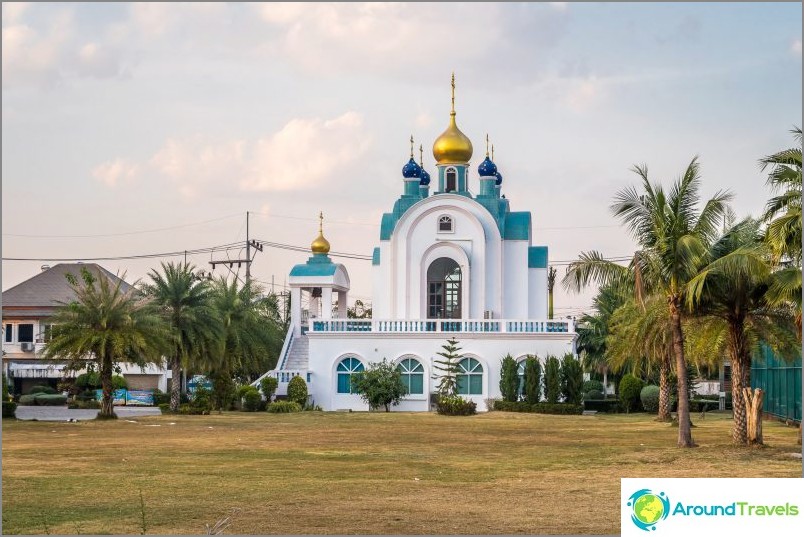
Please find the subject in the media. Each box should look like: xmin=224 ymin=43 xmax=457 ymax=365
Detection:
xmin=2 ymin=2 xmax=802 ymax=318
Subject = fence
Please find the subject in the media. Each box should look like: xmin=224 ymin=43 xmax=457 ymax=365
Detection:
xmin=751 ymin=346 xmax=801 ymax=423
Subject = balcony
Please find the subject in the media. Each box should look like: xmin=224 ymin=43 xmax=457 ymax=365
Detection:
xmin=309 ymin=318 xmax=574 ymax=334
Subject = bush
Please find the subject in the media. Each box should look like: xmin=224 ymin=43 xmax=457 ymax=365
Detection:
xmin=153 ymin=389 xmax=170 ymax=405
xmin=34 ymin=394 xmax=68 ymax=406
xmin=583 ymin=379 xmax=605 ymax=394
xmin=499 ymin=354 xmax=520 ymax=402
xmin=260 ymin=377 xmax=279 ymax=401
xmin=585 ymin=389 xmax=605 ymax=401
xmin=523 ymin=356 xmax=541 ymax=404
xmin=543 ymin=356 xmax=561 ymax=404
xmin=242 ymin=390 xmax=265 ymax=412
xmin=75 ymin=372 xmax=100 ymax=390
xmin=158 ymin=403 xmax=171 ymax=414
xmin=351 ymin=358 xmax=408 ymax=411
xmin=2 ymin=401 xmax=17 ymax=418
xmin=583 ymin=399 xmax=622 ymax=413
xmin=29 ymin=385 xmax=57 ymax=395
xmin=68 ymin=399 xmax=101 ymax=409
xmin=559 ymin=354 xmax=584 ymax=405
xmin=266 ymin=401 xmax=303 ymax=413
xmin=18 ymin=394 xmax=37 ymax=406
xmin=436 ymin=395 xmax=477 ymax=416
xmin=191 ymin=386 xmax=214 ymax=413
xmin=493 ymin=400 xmax=583 ymax=415
xmin=619 ymin=374 xmax=645 ymax=413
xmin=178 ymin=403 xmax=207 ymax=415
xmin=640 ymin=385 xmax=660 ymax=413
xmin=287 ymin=376 xmax=308 ymax=407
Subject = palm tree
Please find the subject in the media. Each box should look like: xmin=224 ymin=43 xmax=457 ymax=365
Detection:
xmin=575 ymin=283 xmax=627 ymax=396
xmin=42 ymin=267 xmax=167 ymax=419
xmin=144 ymin=262 xmax=221 ymax=412
xmin=547 ymin=266 xmax=557 ymax=319
xmin=565 ymin=157 xmax=732 ymax=447
xmin=209 ymin=277 xmax=283 ymax=384
xmin=686 ymin=218 xmax=799 ymax=444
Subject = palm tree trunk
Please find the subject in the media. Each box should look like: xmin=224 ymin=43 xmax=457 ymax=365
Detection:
xmin=670 ymin=300 xmax=695 ymax=447
xmin=657 ymin=355 xmax=672 ymax=422
xmin=729 ymin=352 xmax=748 ymax=445
xmin=170 ymin=354 xmax=181 ymax=412
xmin=99 ymin=354 xmax=116 ymax=419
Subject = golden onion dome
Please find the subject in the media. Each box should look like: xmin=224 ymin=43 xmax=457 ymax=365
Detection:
xmin=432 ymin=73 xmax=473 ymax=165
xmin=311 ymin=212 xmax=331 ymax=254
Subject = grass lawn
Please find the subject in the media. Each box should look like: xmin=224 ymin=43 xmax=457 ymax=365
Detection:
xmin=2 ymin=410 xmax=801 ymax=535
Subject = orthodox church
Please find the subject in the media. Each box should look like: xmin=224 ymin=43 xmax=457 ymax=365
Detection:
xmin=258 ymin=76 xmax=577 ymax=411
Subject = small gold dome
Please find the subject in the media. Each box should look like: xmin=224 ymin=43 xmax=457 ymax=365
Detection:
xmin=432 ymin=112 xmax=473 ymax=165
xmin=311 ymin=211 xmax=330 ymax=254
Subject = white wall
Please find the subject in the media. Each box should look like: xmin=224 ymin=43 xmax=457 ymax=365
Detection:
xmin=528 ymin=267 xmax=548 ymax=319
xmin=502 ymin=241 xmax=529 ymax=318
xmin=307 ymin=332 xmax=576 ymax=411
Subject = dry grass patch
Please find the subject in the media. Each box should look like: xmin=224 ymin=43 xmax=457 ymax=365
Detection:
xmin=2 ymin=411 xmax=800 ymax=534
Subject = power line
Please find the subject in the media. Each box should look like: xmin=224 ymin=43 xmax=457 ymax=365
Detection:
xmin=2 ymin=213 xmax=243 ymax=239
xmin=1 ymin=242 xmax=244 ymax=262
xmin=251 ymin=211 xmax=378 ymax=227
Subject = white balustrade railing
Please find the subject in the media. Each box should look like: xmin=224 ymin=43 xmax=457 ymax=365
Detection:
xmin=309 ymin=318 xmax=574 ymax=334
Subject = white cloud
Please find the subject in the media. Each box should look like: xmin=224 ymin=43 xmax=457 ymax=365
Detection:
xmin=564 ymin=76 xmax=603 ymax=113
xmin=102 ymin=112 xmax=371 ymax=198
xmin=792 ymin=39 xmax=802 ymax=56
xmin=92 ymin=158 xmax=139 ymax=187
xmin=549 ymin=2 xmax=569 ymax=11
xmin=2 ymin=2 xmax=30 ymax=25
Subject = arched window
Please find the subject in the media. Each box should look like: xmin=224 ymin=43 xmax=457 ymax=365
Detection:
xmin=438 ymin=215 xmax=454 ymax=233
xmin=397 ymin=358 xmax=424 ymax=395
xmin=446 ymin=168 xmax=457 ymax=192
xmin=336 ymin=356 xmax=364 ymax=394
xmin=427 ymin=257 xmax=462 ymax=319
xmin=457 ymin=357 xmax=483 ymax=395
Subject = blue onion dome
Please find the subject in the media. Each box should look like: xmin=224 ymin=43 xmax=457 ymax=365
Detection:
xmin=419 ymin=167 xmax=431 ymax=186
xmin=402 ymin=158 xmax=422 ymax=178
xmin=478 ymin=156 xmax=497 ymax=177
xmin=495 ymin=171 xmax=503 ymax=186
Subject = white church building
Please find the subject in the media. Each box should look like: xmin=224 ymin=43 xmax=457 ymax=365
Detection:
xmin=258 ymin=78 xmax=577 ymax=411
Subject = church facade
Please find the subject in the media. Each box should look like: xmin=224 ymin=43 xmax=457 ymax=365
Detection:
xmin=258 ymin=78 xmax=577 ymax=411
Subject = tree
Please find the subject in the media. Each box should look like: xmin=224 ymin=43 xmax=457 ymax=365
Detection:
xmin=144 ymin=262 xmax=222 ymax=413
xmin=559 ymin=354 xmax=584 ymax=405
xmin=42 ymin=268 xmax=167 ymax=419
xmin=433 ymin=337 xmax=462 ymax=397
xmin=543 ymin=356 xmax=561 ymax=404
xmin=499 ymin=354 xmax=519 ymax=402
xmin=351 ymin=358 xmax=408 ymax=412
xmin=619 ymin=374 xmax=645 ymax=413
xmin=547 ymin=266 xmax=557 ymax=320
xmin=523 ymin=356 xmax=541 ymax=404
xmin=565 ymin=157 xmax=732 ymax=447
xmin=686 ymin=218 xmax=799 ymax=444
xmin=287 ymin=375 xmax=308 ymax=407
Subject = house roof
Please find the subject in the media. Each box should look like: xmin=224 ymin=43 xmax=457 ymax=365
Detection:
xmin=2 ymin=263 xmax=130 ymax=313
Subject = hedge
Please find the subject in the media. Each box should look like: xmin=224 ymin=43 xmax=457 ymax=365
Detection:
xmin=33 ymin=394 xmax=68 ymax=406
xmin=2 ymin=401 xmax=16 ymax=418
xmin=493 ymin=400 xmax=583 ymax=415
xmin=583 ymin=399 xmax=622 ymax=413
xmin=266 ymin=401 xmax=303 ymax=413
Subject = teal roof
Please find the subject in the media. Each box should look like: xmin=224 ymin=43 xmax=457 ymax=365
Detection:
xmin=528 ymin=246 xmax=548 ymax=269
xmin=372 ymin=247 xmax=380 ymax=266
xmin=289 ymin=254 xmax=338 ymax=277
xmin=504 ymin=212 xmax=531 ymax=240
xmin=380 ymin=213 xmax=395 ymax=240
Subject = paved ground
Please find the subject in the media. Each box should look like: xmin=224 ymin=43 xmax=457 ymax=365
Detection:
xmin=13 ymin=405 xmax=161 ymax=421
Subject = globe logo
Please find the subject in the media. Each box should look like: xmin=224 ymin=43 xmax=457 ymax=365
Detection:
xmin=627 ymin=489 xmax=670 ymax=531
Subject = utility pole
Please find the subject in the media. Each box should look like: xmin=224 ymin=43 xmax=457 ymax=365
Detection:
xmin=246 ymin=211 xmax=250 ymax=284
xmin=208 ymin=211 xmax=262 ymax=284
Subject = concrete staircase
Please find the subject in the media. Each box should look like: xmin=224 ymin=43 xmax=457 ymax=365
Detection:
xmin=283 ymin=335 xmax=309 ymax=370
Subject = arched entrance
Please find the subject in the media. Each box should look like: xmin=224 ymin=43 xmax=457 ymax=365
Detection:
xmin=427 ymin=257 xmax=462 ymax=319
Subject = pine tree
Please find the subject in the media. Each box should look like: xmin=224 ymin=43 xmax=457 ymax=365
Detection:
xmin=433 ymin=337 xmax=462 ymax=397
xmin=523 ymin=356 xmax=541 ymax=404
xmin=544 ymin=355 xmax=561 ymax=404
xmin=499 ymin=354 xmax=519 ymax=402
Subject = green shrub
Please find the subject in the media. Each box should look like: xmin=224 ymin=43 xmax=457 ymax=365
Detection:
xmin=583 ymin=399 xmax=622 ymax=413
xmin=18 ymin=394 xmax=37 ymax=406
xmin=153 ymin=389 xmax=170 ymax=405
xmin=560 ymin=354 xmax=584 ymax=405
xmin=75 ymin=372 xmax=100 ymax=389
xmin=242 ymin=390 xmax=265 ymax=412
xmin=266 ymin=401 xmax=303 ymax=413
xmin=436 ymin=395 xmax=477 ymax=416
xmin=2 ymin=401 xmax=17 ymax=418
xmin=158 ymin=403 xmax=171 ymax=414
xmin=619 ymin=374 xmax=645 ymax=413
xmin=34 ymin=394 xmax=68 ymax=406
xmin=640 ymin=385 xmax=660 ymax=413
xmin=499 ymin=354 xmax=520 ymax=402
xmin=523 ymin=356 xmax=541 ymax=404
xmin=585 ymin=389 xmax=605 ymax=401
xmin=112 ymin=375 xmax=128 ymax=390
xmin=190 ymin=386 xmax=214 ymax=413
xmin=260 ymin=377 xmax=279 ymax=401
xmin=493 ymin=400 xmax=583 ymax=415
xmin=68 ymin=399 xmax=101 ymax=409
xmin=287 ymin=376 xmax=308 ymax=407
xmin=582 ymin=379 xmax=604 ymax=394
xmin=543 ymin=356 xmax=561 ymax=404
xmin=29 ymin=385 xmax=57 ymax=395
xmin=2 ymin=372 xmax=10 ymax=401
xmin=178 ymin=404 xmax=207 ymax=415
